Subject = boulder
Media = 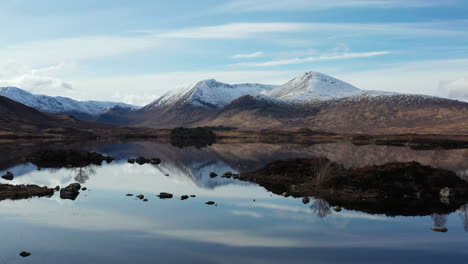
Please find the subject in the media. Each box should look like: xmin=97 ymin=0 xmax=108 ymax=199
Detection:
xmin=60 ymin=183 xmax=81 ymax=200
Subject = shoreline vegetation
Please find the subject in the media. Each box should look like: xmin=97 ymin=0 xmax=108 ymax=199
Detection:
xmin=1 ymin=126 xmax=467 ymax=150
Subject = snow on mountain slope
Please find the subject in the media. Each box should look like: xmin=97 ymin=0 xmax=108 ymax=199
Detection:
xmin=145 ymin=79 xmax=278 ymax=110
xmin=0 ymin=86 xmax=139 ymax=116
xmin=263 ymin=71 xmax=361 ymax=102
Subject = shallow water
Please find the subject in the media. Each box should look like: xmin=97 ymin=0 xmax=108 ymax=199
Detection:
xmin=1 ymin=141 xmax=468 ymax=263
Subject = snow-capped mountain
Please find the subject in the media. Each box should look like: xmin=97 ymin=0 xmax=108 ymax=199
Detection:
xmin=144 ymin=79 xmax=277 ymax=110
xmin=144 ymin=71 xmax=365 ymax=111
xmin=0 ymin=86 xmax=139 ymax=119
xmin=263 ymin=71 xmax=361 ymax=102
xmin=134 ymin=71 xmax=468 ymax=134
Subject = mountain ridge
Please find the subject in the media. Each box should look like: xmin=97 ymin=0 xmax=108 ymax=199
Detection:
xmin=0 ymin=86 xmax=140 ymax=121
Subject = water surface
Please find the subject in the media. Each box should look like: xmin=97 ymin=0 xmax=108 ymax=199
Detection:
xmin=1 ymin=141 xmax=468 ymax=263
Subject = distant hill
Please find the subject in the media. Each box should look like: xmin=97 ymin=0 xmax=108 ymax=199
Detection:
xmin=0 ymin=86 xmax=139 ymax=123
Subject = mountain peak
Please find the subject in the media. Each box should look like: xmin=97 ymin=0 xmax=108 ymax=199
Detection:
xmin=147 ymin=80 xmax=277 ymax=110
xmin=264 ymin=71 xmax=361 ymax=102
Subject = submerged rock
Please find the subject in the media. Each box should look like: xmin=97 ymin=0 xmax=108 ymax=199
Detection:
xmin=431 ymin=227 xmax=448 ymax=232
xmin=126 ymin=194 xmax=133 ymax=196
xmin=143 ymin=198 xmax=148 ymax=202
xmin=81 ymin=187 xmax=87 ymax=191
xmin=60 ymin=183 xmax=81 ymax=200
xmin=158 ymin=192 xmax=173 ymax=199
xmin=190 ymin=195 xmax=196 ymax=197
xmin=205 ymin=201 xmax=215 ymax=205
xmin=1 ymin=171 xmax=14 ymax=180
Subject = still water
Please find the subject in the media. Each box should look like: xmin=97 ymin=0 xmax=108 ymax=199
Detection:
xmin=1 ymin=141 xmax=468 ymax=263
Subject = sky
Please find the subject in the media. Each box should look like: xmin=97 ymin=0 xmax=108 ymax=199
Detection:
xmin=0 ymin=0 xmax=467 ymax=105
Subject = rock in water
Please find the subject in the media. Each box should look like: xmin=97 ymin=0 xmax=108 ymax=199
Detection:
xmin=333 ymin=206 xmax=343 ymax=212
xmin=209 ymin=172 xmax=218 ymax=178
xmin=60 ymin=183 xmax=81 ymax=200
xmin=158 ymin=192 xmax=173 ymax=199
xmin=19 ymin=251 xmax=31 ymax=257
xmin=1 ymin=171 xmax=14 ymax=180
xmin=302 ymin=197 xmax=310 ymax=204
xmin=432 ymin=227 xmax=448 ymax=232
xmin=181 ymin=195 xmax=189 ymax=200
xmin=136 ymin=194 xmax=144 ymax=200
xmin=205 ymin=201 xmax=215 ymax=205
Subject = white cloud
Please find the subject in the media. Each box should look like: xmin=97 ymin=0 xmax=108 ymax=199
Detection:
xmin=216 ymin=0 xmax=457 ymax=12
xmin=0 ymin=35 xmax=160 ymax=67
xmin=439 ymin=77 xmax=468 ymax=100
xmin=231 ymin=51 xmax=264 ymax=59
xmin=234 ymin=51 xmax=391 ymax=67
xmin=156 ymin=21 xmax=467 ymax=40
xmin=338 ymin=58 xmax=468 ymax=100
xmin=158 ymin=23 xmax=311 ymax=39
xmin=0 ymin=63 xmax=74 ymax=95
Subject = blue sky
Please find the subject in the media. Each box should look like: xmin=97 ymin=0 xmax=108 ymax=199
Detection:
xmin=0 ymin=0 xmax=467 ymax=105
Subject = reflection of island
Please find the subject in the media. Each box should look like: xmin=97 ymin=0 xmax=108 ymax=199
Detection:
xmin=91 ymin=141 xmax=468 ymax=189
xmin=1 ymin=140 xmax=468 ymax=190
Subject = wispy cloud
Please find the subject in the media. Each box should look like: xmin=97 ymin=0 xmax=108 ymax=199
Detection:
xmin=231 ymin=51 xmax=264 ymax=59
xmin=0 ymin=35 xmax=160 ymax=67
xmin=216 ymin=0 xmax=457 ymax=12
xmin=158 ymin=23 xmax=310 ymax=39
xmin=156 ymin=21 xmax=467 ymax=40
xmin=234 ymin=51 xmax=391 ymax=67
